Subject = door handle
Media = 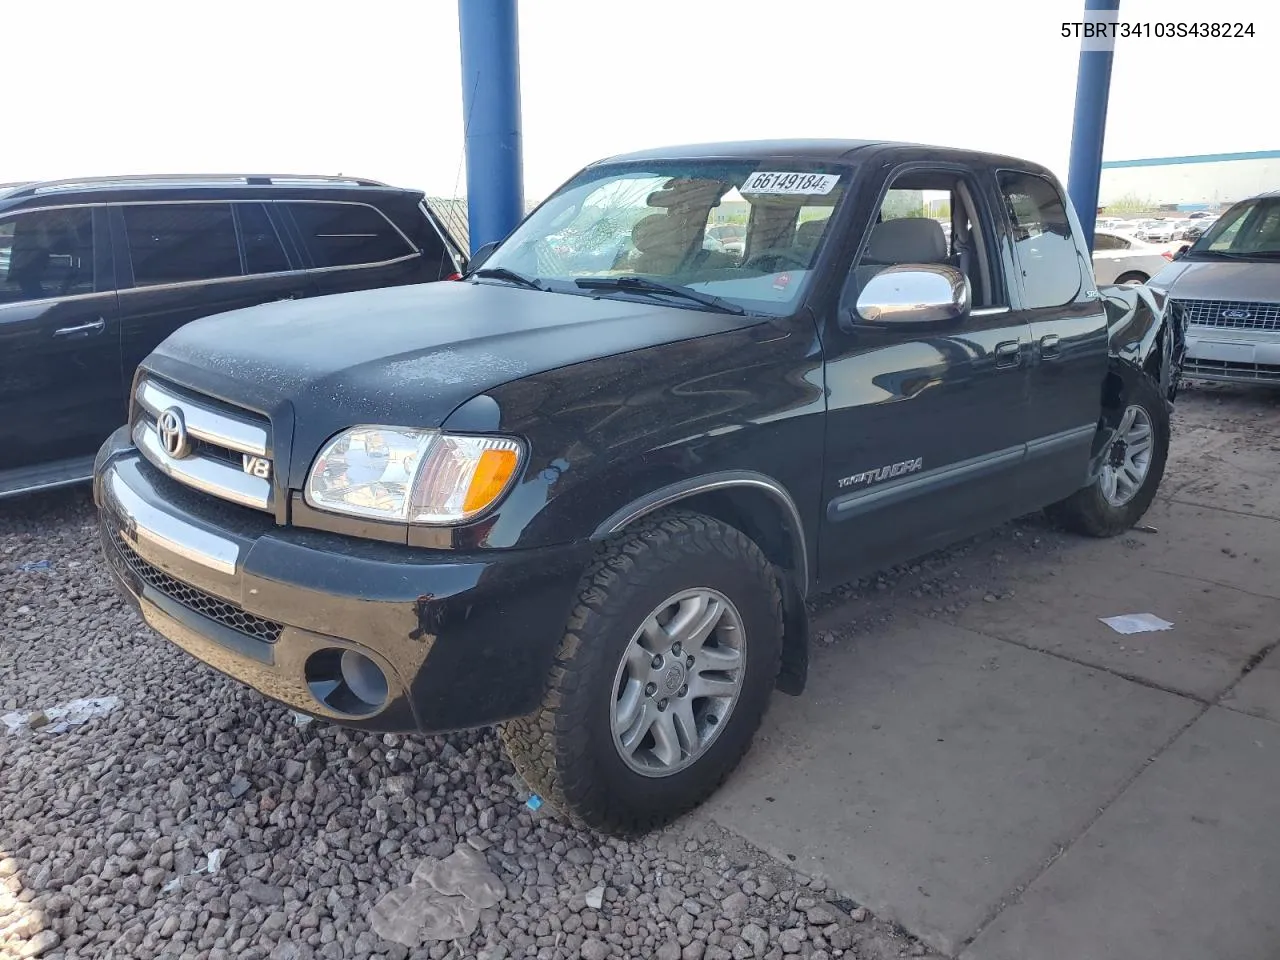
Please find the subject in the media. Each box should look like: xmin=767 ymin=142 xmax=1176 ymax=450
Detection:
xmin=53 ymin=317 xmax=106 ymax=337
xmin=1039 ymin=334 xmax=1061 ymax=359
xmin=994 ymin=340 xmax=1022 ymax=368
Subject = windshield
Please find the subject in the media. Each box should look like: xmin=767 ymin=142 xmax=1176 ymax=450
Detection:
xmin=1185 ymin=196 xmax=1280 ymax=260
xmin=478 ymin=159 xmax=852 ymax=314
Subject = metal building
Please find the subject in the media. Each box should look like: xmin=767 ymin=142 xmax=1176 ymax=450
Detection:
xmin=1099 ymin=150 xmax=1280 ymax=211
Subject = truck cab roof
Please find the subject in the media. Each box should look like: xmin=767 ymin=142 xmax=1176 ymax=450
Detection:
xmin=594 ymin=139 xmax=1058 ymax=179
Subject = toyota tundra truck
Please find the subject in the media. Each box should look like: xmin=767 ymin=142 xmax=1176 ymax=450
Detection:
xmin=94 ymin=140 xmax=1185 ymax=836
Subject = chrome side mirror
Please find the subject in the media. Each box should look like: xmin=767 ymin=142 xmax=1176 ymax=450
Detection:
xmin=855 ymin=264 xmax=971 ymax=325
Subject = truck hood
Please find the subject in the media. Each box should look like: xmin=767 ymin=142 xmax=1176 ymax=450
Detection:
xmin=142 ymin=279 xmax=758 ymax=480
xmin=1148 ymin=259 xmax=1280 ymax=300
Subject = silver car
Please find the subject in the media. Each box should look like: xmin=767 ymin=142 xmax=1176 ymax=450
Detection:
xmin=1149 ymin=190 xmax=1280 ymax=384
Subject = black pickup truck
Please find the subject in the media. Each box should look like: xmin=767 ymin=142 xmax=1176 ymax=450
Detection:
xmin=93 ymin=140 xmax=1184 ymax=836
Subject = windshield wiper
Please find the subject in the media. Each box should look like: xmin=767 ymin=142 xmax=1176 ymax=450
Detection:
xmin=1202 ymin=250 xmax=1280 ymax=260
xmin=471 ymin=267 xmax=547 ymax=291
xmin=574 ymin=276 xmax=746 ymax=315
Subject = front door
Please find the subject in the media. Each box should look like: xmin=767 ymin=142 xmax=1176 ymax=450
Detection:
xmin=817 ymin=164 xmax=1034 ymax=584
xmin=0 ymin=206 xmax=124 ymax=478
xmin=995 ymin=169 xmax=1109 ymax=504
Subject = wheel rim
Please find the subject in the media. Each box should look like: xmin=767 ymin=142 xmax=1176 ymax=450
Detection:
xmin=1099 ymin=404 xmax=1154 ymax=507
xmin=609 ymin=588 xmax=746 ymax=778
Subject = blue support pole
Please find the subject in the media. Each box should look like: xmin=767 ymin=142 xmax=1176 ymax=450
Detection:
xmin=457 ymin=0 xmax=524 ymax=255
xmin=1066 ymin=0 xmax=1120 ymax=253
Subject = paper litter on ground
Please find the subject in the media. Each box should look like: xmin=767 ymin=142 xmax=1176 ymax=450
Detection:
xmin=1099 ymin=613 xmax=1174 ymax=635
xmin=1 ymin=696 xmax=121 ymax=733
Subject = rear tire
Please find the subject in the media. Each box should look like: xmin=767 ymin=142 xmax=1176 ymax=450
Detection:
xmin=1045 ymin=372 xmax=1169 ymax=537
xmin=500 ymin=512 xmax=782 ymax=837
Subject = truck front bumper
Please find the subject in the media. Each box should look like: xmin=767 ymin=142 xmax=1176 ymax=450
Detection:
xmin=93 ymin=428 xmax=592 ymax=733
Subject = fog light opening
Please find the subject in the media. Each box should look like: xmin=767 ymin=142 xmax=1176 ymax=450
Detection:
xmin=304 ymin=648 xmax=389 ymax=717
xmin=340 ymin=650 xmax=390 ymax=706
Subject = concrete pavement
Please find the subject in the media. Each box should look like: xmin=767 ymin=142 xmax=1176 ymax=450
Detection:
xmin=700 ymin=385 xmax=1280 ymax=959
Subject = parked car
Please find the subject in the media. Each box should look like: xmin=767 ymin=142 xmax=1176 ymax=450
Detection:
xmin=94 ymin=140 xmax=1184 ymax=836
xmin=1136 ymin=219 xmax=1178 ymax=243
xmin=705 ymin=223 xmax=746 ymax=258
xmin=1150 ymin=189 xmax=1280 ymax=384
xmin=1092 ymin=229 xmax=1175 ymax=284
xmin=1179 ymin=218 xmax=1216 ymax=242
xmin=0 ymin=174 xmax=466 ymax=498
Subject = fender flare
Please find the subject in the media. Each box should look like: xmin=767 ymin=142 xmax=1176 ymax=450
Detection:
xmin=591 ymin=469 xmax=810 ymax=595
xmin=591 ymin=469 xmax=812 ymax=697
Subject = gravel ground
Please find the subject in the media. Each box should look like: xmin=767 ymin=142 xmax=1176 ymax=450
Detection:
xmin=3 ymin=383 xmax=1272 ymax=960
xmin=1 ymin=493 xmax=940 ymax=960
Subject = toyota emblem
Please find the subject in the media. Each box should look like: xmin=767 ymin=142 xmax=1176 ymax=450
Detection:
xmin=157 ymin=407 xmax=190 ymax=459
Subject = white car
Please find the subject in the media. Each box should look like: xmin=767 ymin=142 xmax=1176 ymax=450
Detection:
xmin=1092 ymin=229 xmax=1174 ymax=285
xmin=1139 ymin=219 xmax=1179 ymax=243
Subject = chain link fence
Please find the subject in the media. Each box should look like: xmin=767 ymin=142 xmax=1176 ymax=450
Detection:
xmin=424 ymin=197 xmax=545 ymax=256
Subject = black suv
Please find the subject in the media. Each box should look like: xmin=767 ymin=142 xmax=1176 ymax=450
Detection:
xmin=0 ymin=174 xmax=465 ymax=498
xmin=94 ymin=141 xmax=1184 ymax=836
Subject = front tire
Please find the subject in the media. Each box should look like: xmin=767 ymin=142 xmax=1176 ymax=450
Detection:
xmin=500 ymin=512 xmax=782 ymax=837
xmin=1045 ymin=372 xmax=1169 ymax=537
xmin=1115 ymin=271 xmax=1149 ymax=285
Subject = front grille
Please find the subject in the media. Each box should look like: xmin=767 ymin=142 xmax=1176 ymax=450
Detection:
xmin=1183 ymin=358 xmax=1280 ymax=383
xmin=112 ymin=534 xmax=283 ymax=644
xmin=1173 ymin=298 xmax=1280 ymax=332
xmin=132 ymin=376 xmax=275 ymax=513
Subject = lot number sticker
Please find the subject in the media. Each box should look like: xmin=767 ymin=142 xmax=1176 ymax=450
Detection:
xmin=741 ymin=171 xmax=840 ymax=196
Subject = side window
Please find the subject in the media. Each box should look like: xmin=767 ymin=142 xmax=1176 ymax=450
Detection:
xmin=1094 ymin=232 xmax=1125 ymax=251
xmin=847 ymin=171 xmax=1000 ymax=311
xmin=236 ymin=203 xmax=290 ymax=275
xmin=997 ymin=171 xmax=1083 ymax=309
xmin=0 ymin=207 xmax=95 ymax=305
xmin=284 ymin=203 xmax=415 ymax=268
xmin=124 ymin=204 xmax=241 ymax=286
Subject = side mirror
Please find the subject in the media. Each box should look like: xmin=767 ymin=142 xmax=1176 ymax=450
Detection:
xmin=1172 ymin=247 xmax=1186 ymax=261
xmin=466 ymin=240 xmax=501 ymax=273
xmin=855 ymin=264 xmax=971 ymax=325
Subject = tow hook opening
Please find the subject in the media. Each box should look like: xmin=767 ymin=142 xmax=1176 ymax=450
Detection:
xmin=304 ymin=648 xmax=389 ymax=717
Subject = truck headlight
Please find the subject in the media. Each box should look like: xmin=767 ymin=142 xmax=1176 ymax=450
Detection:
xmin=305 ymin=426 xmax=524 ymax=524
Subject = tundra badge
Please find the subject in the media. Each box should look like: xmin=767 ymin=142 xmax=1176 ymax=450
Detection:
xmin=838 ymin=457 xmax=923 ymax=489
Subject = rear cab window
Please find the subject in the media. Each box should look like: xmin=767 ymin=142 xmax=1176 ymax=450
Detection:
xmin=479 ymin=159 xmax=854 ymax=315
xmin=996 ymin=170 xmax=1087 ymax=309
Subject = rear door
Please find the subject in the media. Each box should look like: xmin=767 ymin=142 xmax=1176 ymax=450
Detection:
xmin=115 ymin=201 xmax=309 ymax=377
xmin=995 ymin=169 xmax=1109 ymax=504
xmin=279 ymin=199 xmax=450 ymax=297
xmin=0 ymin=205 xmax=124 ymax=476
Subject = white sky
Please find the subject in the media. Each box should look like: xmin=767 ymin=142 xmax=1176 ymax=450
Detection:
xmin=5 ymin=0 xmax=1276 ymax=202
